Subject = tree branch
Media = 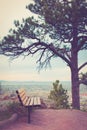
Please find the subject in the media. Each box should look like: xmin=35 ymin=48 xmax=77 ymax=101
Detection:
xmin=23 ymin=41 xmax=72 ymax=68
xmin=79 ymin=72 xmax=87 ymax=85
xmin=76 ymin=36 xmax=87 ymax=52
xmin=78 ymin=62 xmax=87 ymax=72
xmin=79 ymin=80 xmax=87 ymax=85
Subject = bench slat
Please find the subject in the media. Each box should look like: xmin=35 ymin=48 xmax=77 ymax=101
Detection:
xmin=19 ymin=91 xmax=25 ymax=97
xmin=33 ymin=97 xmax=38 ymax=105
xmin=18 ymin=89 xmax=26 ymax=98
xmin=22 ymin=96 xmax=29 ymax=105
xmin=18 ymin=89 xmax=25 ymax=95
xmin=21 ymin=95 xmax=26 ymax=102
xmin=19 ymin=90 xmax=25 ymax=96
xmin=25 ymin=98 xmax=31 ymax=106
xmin=37 ymin=97 xmax=41 ymax=105
xmin=29 ymin=97 xmax=34 ymax=106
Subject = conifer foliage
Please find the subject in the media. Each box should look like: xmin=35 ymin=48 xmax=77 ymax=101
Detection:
xmin=48 ymin=80 xmax=69 ymax=109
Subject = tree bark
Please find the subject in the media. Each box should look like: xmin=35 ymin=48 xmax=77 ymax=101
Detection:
xmin=71 ymin=71 xmax=80 ymax=109
xmin=71 ymin=50 xmax=80 ymax=109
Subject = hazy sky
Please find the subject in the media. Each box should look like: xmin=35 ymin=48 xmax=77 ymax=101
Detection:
xmin=0 ymin=0 xmax=87 ymax=81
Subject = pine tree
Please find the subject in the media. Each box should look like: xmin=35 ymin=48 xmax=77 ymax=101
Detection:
xmin=48 ymin=80 xmax=69 ymax=109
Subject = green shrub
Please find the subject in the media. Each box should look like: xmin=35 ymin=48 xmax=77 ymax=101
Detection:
xmin=0 ymin=102 xmax=27 ymax=121
xmin=48 ymin=80 xmax=69 ymax=109
xmin=80 ymin=100 xmax=87 ymax=112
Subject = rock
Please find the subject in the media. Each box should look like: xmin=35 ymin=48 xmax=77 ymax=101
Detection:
xmin=41 ymin=99 xmax=47 ymax=108
xmin=0 ymin=113 xmax=18 ymax=129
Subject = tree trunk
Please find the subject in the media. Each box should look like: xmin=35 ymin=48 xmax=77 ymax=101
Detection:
xmin=71 ymin=51 xmax=80 ymax=109
xmin=71 ymin=70 xmax=80 ymax=109
xmin=71 ymin=15 xmax=80 ymax=109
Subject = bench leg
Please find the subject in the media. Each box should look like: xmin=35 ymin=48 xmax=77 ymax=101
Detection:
xmin=28 ymin=107 xmax=31 ymax=123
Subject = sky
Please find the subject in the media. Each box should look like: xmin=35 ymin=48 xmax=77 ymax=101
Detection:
xmin=0 ymin=0 xmax=87 ymax=82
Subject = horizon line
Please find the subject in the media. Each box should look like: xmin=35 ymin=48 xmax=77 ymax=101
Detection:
xmin=0 ymin=80 xmax=70 ymax=82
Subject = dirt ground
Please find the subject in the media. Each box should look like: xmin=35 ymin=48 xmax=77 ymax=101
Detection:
xmin=2 ymin=109 xmax=87 ymax=130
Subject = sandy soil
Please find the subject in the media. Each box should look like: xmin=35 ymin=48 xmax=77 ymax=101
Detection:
xmin=2 ymin=109 xmax=87 ymax=130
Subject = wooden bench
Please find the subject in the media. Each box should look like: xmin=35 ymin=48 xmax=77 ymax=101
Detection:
xmin=16 ymin=89 xmax=41 ymax=123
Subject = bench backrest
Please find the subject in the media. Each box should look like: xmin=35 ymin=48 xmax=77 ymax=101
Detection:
xmin=16 ymin=89 xmax=26 ymax=106
xmin=16 ymin=89 xmax=41 ymax=107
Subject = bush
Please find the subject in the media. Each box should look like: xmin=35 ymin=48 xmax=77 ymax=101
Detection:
xmin=0 ymin=102 xmax=27 ymax=121
xmin=48 ymin=80 xmax=69 ymax=109
xmin=7 ymin=102 xmax=27 ymax=117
